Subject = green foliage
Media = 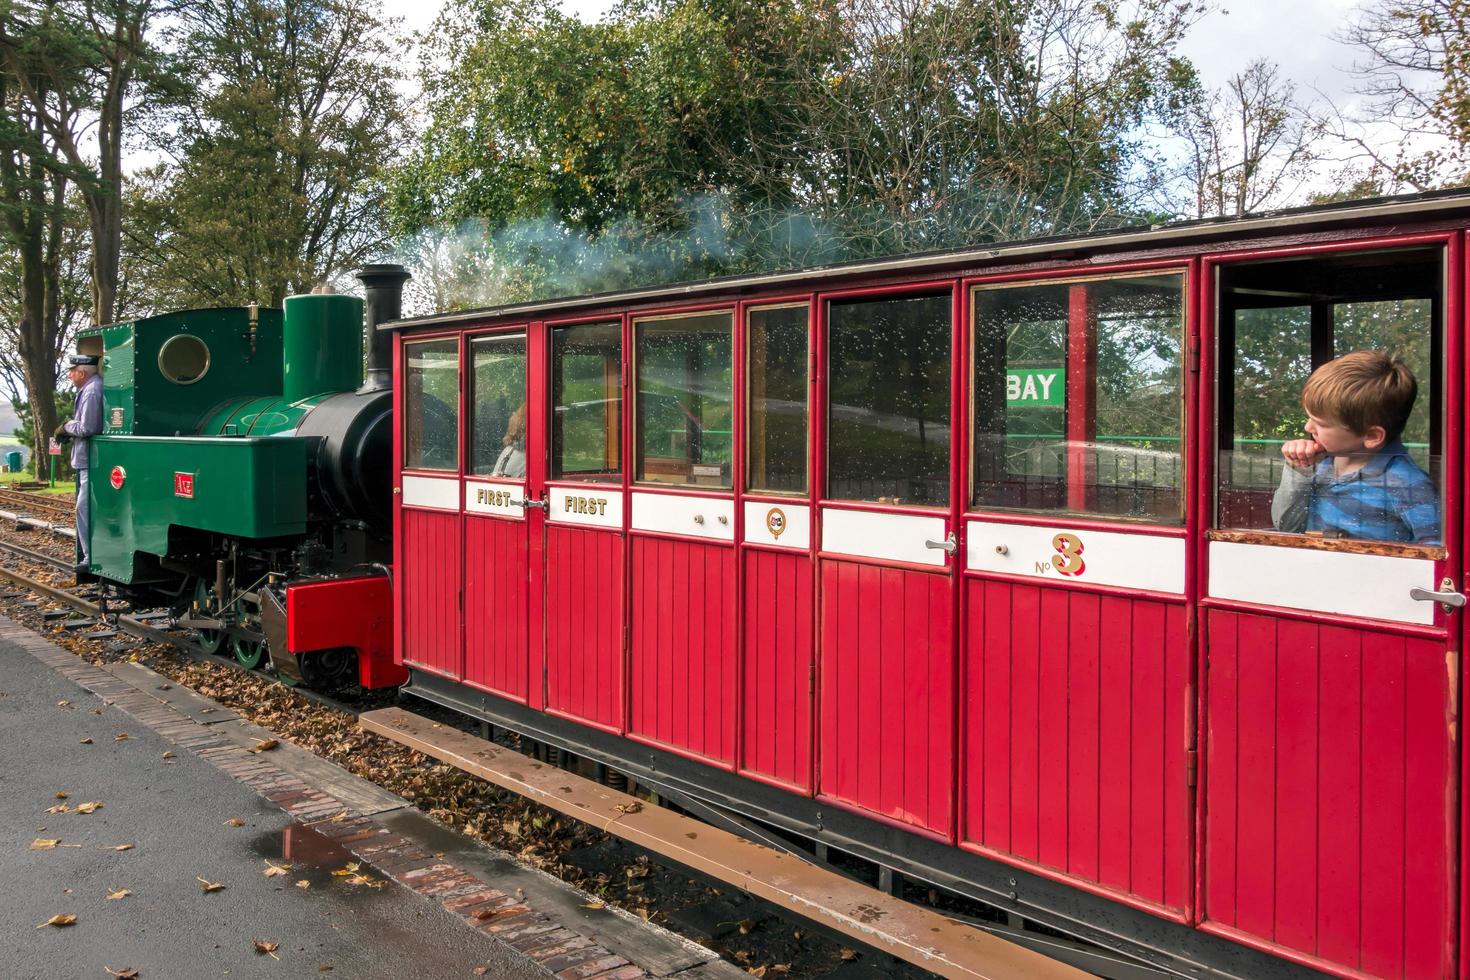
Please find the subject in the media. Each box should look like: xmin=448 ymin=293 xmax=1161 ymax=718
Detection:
xmin=127 ymin=0 xmax=408 ymax=310
xmin=388 ymin=0 xmax=1202 ymax=306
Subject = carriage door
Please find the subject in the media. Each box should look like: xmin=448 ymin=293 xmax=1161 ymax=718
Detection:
xmin=1202 ymin=241 xmax=1461 ymax=978
xmin=462 ymin=329 xmax=534 ymax=702
xmin=960 ymin=271 xmax=1193 ymax=918
xmin=817 ymin=287 xmax=958 ymax=837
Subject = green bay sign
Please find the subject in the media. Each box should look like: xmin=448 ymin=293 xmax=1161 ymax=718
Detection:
xmin=1006 ymin=367 xmax=1064 ymax=407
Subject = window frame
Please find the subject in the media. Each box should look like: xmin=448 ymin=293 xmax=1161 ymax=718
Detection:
xmin=744 ymin=300 xmax=812 ymax=498
xmin=548 ymin=317 xmax=625 ymax=485
xmin=631 ymin=306 xmax=736 ymax=493
xmin=1204 ymin=239 xmax=1451 ymax=558
xmin=965 ymin=265 xmax=1191 ymax=527
xmin=466 ymin=329 xmax=529 ymax=478
xmin=401 ymin=334 xmax=463 ymax=475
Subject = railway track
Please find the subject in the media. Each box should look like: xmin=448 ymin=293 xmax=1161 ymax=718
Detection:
xmin=0 ymin=485 xmax=74 ymax=521
xmin=0 ymin=538 xmax=365 ymax=720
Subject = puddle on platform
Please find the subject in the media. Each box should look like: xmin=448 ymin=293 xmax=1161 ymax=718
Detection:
xmin=249 ymin=822 xmax=353 ymax=866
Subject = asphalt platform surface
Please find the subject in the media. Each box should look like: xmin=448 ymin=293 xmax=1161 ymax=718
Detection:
xmin=0 ymin=632 xmax=544 ymax=980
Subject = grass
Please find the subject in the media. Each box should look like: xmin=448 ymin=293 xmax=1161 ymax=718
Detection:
xmin=0 ymin=465 xmax=76 ymax=495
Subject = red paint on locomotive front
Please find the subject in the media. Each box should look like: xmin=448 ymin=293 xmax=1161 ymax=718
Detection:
xmin=284 ymin=576 xmax=406 ymax=689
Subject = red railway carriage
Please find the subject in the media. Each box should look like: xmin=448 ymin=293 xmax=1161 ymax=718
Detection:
xmin=387 ymin=190 xmax=1470 ymax=979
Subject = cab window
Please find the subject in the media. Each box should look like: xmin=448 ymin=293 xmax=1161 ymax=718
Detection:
xmin=972 ymin=273 xmax=1185 ymax=523
xmin=403 ymin=338 xmax=459 ymax=471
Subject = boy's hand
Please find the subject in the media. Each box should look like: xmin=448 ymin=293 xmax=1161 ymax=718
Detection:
xmin=1281 ymin=438 xmax=1326 ymax=471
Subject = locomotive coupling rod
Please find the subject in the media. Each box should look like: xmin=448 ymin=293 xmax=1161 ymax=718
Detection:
xmin=360 ymin=706 xmax=1086 ymax=980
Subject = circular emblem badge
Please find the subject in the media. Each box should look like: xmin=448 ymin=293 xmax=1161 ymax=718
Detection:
xmin=765 ymin=507 xmax=786 ymax=540
xmin=109 ymin=465 xmax=126 ymax=490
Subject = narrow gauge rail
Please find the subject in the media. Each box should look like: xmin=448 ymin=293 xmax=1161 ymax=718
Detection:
xmin=0 ymin=486 xmax=77 ymax=521
xmin=0 ymin=542 xmax=364 ymax=721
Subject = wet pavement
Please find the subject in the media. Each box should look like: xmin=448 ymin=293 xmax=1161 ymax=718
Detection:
xmin=0 ymin=630 xmax=546 ymax=980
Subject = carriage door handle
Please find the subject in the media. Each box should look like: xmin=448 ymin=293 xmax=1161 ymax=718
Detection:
xmin=1410 ymin=578 xmax=1466 ymax=613
xmin=510 ymin=495 xmax=546 ymax=511
xmin=925 ymin=532 xmax=958 ymax=555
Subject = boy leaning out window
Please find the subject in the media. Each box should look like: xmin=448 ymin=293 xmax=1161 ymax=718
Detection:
xmin=1271 ymin=350 xmax=1441 ymax=545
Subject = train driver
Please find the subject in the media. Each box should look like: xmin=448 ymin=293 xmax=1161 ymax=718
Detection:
xmin=54 ymin=353 xmax=103 ymax=571
xmin=1271 ymin=350 xmax=1441 ymax=545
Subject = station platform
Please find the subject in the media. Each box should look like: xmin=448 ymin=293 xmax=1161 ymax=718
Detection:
xmin=0 ymin=618 xmax=739 ymax=980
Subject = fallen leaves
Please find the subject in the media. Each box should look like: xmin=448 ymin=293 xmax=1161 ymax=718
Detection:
xmin=253 ymin=939 xmax=280 ymax=960
xmin=222 ymin=817 xmax=245 ymax=828
xmin=75 ymin=801 xmax=103 ymax=815
xmin=838 ymin=948 xmax=858 ymax=961
xmin=343 ymin=873 xmax=383 ymax=888
xmin=613 ymin=802 xmax=643 ymax=815
xmin=36 ymin=914 xmax=76 ymax=928
xmin=249 ymin=738 xmax=279 ymax=753
xmin=161 ymin=751 xmax=174 ymax=759
xmin=54 ymin=791 xmax=68 ymax=800
xmin=295 ymin=879 xmax=311 ymax=890
xmin=78 ymin=737 xmax=93 ymax=745
xmin=45 ymin=803 xmax=69 ymax=814
xmin=31 ymin=838 xmax=59 ymax=850
xmin=104 ymin=968 xmax=138 ymax=979
xmin=580 ymin=900 xmax=606 ymax=910
xmin=196 ymin=877 xmax=225 ymax=893
xmin=107 ymin=844 xmax=134 ymax=851
xmin=105 ymin=888 xmax=130 ymax=901
xmin=113 ymin=733 xmax=129 ymax=742
xmin=330 ymin=862 xmax=361 ymax=877
xmin=263 ymin=861 xmax=291 ymax=878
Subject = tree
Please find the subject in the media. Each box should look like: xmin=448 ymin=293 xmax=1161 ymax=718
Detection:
xmin=0 ymin=0 xmax=162 ymax=327
xmin=130 ymin=0 xmax=408 ymax=309
xmin=1167 ymin=59 xmax=1325 ymax=218
xmin=389 ymin=0 xmax=1203 ymax=305
xmin=1334 ymin=0 xmax=1470 ymax=189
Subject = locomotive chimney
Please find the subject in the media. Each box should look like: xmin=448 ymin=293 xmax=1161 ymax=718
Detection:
xmin=355 ymin=263 xmax=410 ymax=392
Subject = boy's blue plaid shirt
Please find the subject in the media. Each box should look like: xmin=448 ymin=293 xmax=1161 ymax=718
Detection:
xmin=1275 ymin=440 xmax=1441 ymax=545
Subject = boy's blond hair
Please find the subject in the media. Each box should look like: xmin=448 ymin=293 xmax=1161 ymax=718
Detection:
xmin=1302 ymin=350 xmax=1418 ymax=440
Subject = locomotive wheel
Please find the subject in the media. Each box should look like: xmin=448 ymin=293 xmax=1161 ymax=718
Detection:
xmin=230 ymin=634 xmax=268 ymax=670
xmin=192 ymin=579 xmax=226 ymax=656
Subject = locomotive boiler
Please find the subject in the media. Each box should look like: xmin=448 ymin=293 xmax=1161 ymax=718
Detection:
xmin=77 ymin=265 xmax=412 ymax=690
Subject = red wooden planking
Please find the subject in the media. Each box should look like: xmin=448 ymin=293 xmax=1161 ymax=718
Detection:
xmin=1204 ymin=609 xmax=1239 ymax=927
xmin=1232 ymin=612 xmax=1277 ymax=942
xmin=545 ymin=525 xmax=623 ymax=730
xmin=1036 ymin=589 xmax=1069 ymax=872
xmin=981 ymin=580 xmax=1012 ymax=850
xmin=960 ymin=579 xmax=985 ymax=846
xmin=819 ymin=559 xmax=953 ymax=835
xmin=1096 ymin=597 xmax=1133 ymax=893
xmin=464 ymin=515 xmax=528 ymax=700
xmin=629 ymin=536 xmax=736 ymax=764
xmin=1315 ymin=625 xmax=1363 ymax=971
xmin=1066 ymin=590 xmax=1101 ymax=885
xmin=1402 ymin=634 xmax=1453 ymax=978
xmin=1128 ymin=600 xmax=1167 ymax=906
xmin=743 ymin=550 xmax=812 ymax=786
xmin=1161 ymin=602 xmax=1190 ymax=914
xmin=1358 ymin=629 xmax=1407 ymax=979
xmin=401 ymin=508 xmax=461 ymax=679
xmin=1008 ymin=584 xmax=1041 ymax=863
xmin=1270 ymin=618 xmax=1318 ymax=954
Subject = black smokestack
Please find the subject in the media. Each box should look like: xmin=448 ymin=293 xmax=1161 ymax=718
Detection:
xmin=356 ymin=263 xmax=410 ymax=392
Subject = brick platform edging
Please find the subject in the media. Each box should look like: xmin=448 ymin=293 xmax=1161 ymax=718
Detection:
xmin=0 ymin=619 xmax=718 ymax=980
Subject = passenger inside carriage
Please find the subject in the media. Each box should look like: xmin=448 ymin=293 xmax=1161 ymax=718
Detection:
xmin=1271 ymin=351 xmax=1441 ymax=545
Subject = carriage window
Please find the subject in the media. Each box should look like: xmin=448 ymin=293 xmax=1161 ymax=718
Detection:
xmin=1216 ymin=247 xmax=1443 ymax=546
xmin=747 ymin=304 xmax=809 ymax=494
xmin=403 ymin=338 xmax=460 ymax=471
xmin=972 ymin=274 xmax=1185 ymax=523
xmin=635 ymin=312 xmax=733 ymax=488
xmin=827 ymin=293 xmax=950 ymax=506
xmin=469 ymin=333 xmax=527 ymax=477
xmin=552 ymin=321 xmax=622 ymax=483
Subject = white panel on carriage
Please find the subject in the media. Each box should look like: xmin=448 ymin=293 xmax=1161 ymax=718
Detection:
xmin=965 ymin=519 xmax=1185 ymax=594
xmin=549 ymin=485 xmax=624 ymax=529
xmin=401 ymin=474 xmax=459 ymax=511
xmin=820 ymin=508 xmax=947 ymax=567
xmin=464 ymin=479 xmax=526 ymax=519
xmin=1209 ymin=540 xmax=1437 ymax=625
xmin=743 ymin=501 xmax=810 ymax=549
xmin=630 ymin=491 xmax=735 ymax=541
